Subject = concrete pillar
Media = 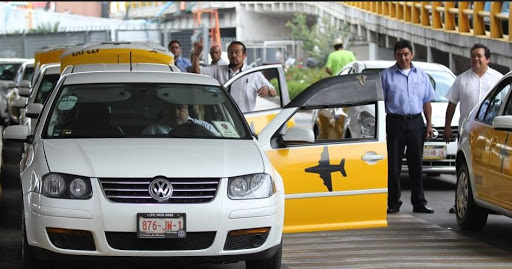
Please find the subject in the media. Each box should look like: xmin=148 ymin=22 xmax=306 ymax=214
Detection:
xmin=369 ymin=42 xmax=378 ymax=60
xmin=449 ymin=52 xmax=455 ymax=73
xmin=427 ymin=46 xmax=433 ymax=63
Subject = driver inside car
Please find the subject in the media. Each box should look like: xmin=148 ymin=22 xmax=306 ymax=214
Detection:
xmin=142 ymin=102 xmax=220 ymax=136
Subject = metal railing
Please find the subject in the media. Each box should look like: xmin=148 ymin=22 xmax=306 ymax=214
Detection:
xmin=343 ymin=1 xmax=511 ymax=42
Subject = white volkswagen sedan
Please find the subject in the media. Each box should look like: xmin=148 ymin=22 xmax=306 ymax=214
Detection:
xmin=338 ymin=60 xmax=458 ymax=176
xmin=5 ymin=63 xmax=284 ymax=268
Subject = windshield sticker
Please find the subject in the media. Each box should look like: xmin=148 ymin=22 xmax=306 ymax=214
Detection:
xmin=212 ymin=121 xmax=240 ymax=138
xmin=58 ymin=96 xmax=78 ymax=110
xmin=205 ymin=87 xmax=221 ymax=93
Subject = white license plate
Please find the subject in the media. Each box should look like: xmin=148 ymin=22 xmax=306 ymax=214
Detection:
xmin=137 ymin=213 xmax=186 ymax=239
xmin=423 ymin=145 xmax=447 ymax=160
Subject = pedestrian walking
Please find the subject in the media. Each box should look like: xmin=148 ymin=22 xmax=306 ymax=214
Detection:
xmin=325 ymin=38 xmax=355 ymax=76
xmin=381 ymin=39 xmax=435 ymax=214
xmin=444 ymin=43 xmax=503 ymax=213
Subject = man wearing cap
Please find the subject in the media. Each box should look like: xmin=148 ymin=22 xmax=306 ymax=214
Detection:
xmin=325 ymin=38 xmax=356 ymax=76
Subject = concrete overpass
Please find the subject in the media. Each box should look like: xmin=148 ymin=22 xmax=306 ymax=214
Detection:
xmin=117 ymin=1 xmax=512 ymax=75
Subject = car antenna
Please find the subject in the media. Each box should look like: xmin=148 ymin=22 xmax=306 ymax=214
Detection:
xmin=130 ymin=51 xmax=133 ymax=71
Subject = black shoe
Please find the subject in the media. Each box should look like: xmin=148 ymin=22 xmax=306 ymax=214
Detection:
xmin=413 ymin=205 xmax=434 ymax=213
xmin=387 ymin=205 xmax=400 ymax=214
xmin=449 ymin=205 xmax=456 ymax=213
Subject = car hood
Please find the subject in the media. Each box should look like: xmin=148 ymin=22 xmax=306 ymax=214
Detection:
xmin=431 ymin=102 xmax=459 ymax=127
xmin=42 ymin=139 xmax=264 ymax=178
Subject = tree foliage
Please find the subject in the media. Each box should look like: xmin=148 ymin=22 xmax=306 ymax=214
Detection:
xmin=286 ymin=13 xmax=352 ymax=66
xmin=27 ymin=21 xmax=63 ymax=34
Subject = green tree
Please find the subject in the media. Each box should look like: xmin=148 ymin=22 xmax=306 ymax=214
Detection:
xmin=28 ymin=21 xmax=63 ymax=34
xmin=286 ymin=13 xmax=352 ymax=66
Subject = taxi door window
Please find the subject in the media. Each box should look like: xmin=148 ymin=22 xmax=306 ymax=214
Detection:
xmin=285 ymin=103 xmax=378 ymax=145
xmin=477 ymin=81 xmax=511 ymax=124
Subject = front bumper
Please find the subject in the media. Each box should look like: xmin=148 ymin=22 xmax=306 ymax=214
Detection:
xmin=24 ymin=178 xmax=284 ymax=261
xmin=401 ymin=140 xmax=457 ymax=175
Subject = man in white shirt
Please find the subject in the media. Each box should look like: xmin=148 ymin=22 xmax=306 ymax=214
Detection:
xmin=443 ymin=43 xmax=503 ymax=213
xmin=191 ymin=41 xmax=276 ymax=113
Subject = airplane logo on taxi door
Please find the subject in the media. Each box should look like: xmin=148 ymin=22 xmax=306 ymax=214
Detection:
xmin=305 ymin=146 xmax=347 ymax=192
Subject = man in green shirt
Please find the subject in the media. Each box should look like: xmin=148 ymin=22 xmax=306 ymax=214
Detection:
xmin=325 ymin=38 xmax=356 ymax=76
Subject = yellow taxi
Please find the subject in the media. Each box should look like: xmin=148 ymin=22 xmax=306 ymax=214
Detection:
xmin=456 ymin=71 xmax=512 ymax=230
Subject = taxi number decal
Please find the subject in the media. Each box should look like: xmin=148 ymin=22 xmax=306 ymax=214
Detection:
xmin=71 ymin=49 xmax=100 ymax=56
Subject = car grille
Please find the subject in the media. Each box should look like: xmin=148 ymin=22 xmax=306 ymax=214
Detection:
xmin=99 ymin=178 xmax=220 ymax=203
xmin=427 ymin=126 xmax=458 ymax=142
xmin=105 ymin=232 xmax=216 ymax=250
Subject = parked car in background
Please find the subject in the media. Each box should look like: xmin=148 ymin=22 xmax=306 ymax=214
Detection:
xmin=7 ymin=60 xmax=35 ymax=124
xmin=0 ymin=58 xmax=32 ymax=126
xmin=455 ymin=71 xmax=512 ymax=231
xmin=1 ymin=63 xmax=61 ymax=188
xmin=337 ymin=60 xmax=459 ymax=176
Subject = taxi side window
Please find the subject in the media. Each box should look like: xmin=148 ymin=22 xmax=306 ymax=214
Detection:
xmin=502 ymin=84 xmax=512 ymax=116
xmin=477 ymin=83 xmax=511 ymax=124
xmin=284 ymin=103 xmax=377 ymax=144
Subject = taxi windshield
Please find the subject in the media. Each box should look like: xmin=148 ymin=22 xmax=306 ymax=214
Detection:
xmin=43 ymin=83 xmax=251 ymax=139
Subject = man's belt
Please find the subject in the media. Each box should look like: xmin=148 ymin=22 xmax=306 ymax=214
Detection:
xmin=387 ymin=113 xmax=422 ymax=120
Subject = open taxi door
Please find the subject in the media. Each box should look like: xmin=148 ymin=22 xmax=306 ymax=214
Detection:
xmin=223 ymin=64 xmax=291 ymax=134
xmin=258 ymin=73 xmax=388 ymax=233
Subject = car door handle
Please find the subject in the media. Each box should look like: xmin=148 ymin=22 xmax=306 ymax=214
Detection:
xmin=362 ymin=152 xmax=384 ymax=165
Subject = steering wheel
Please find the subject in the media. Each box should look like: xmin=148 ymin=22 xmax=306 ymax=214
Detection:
xmin=167 ymin=122 xmax=218 ymax=138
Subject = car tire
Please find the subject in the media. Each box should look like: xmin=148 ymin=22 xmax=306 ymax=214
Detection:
xmin=456 ymin=162 xmax=488 ymax=231
xmin=245 ymin=242 xmax=282 ymax=269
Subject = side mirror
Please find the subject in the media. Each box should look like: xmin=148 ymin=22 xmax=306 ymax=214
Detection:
xmin=282 ymin=126 xmax=315 ymax=144
xmin=25 ymin=103 xmax=43 ymax=119
xmin=19 ymin=79 xmax=31 ymax=89
xmin=12 ymin=97 xmax=28 ymax=108
xmin=18 ymin=86 xmax=31 ymax=97
xmin=3 ymin=125 xmax=30 ymax=141
xmin=492 ymin=115 xmax=512 ymax=130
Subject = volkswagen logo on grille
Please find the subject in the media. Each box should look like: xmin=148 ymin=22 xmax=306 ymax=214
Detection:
xmin=432 ymin=129 xmax=439 ymax=139
xmin=149 ymin=178 xmax=173 ymax=202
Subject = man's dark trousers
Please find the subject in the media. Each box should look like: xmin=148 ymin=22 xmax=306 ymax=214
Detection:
xmin=386 ymin=114 xmax=427 ymax=209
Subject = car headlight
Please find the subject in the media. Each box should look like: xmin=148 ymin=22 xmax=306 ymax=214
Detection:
xmin=358 ymin=111 xmax=375 ymax=137
xmin=228 ymin=173 xmax=275 ymax=200
xmin=41 ymin=173 xmax=92 ymax=199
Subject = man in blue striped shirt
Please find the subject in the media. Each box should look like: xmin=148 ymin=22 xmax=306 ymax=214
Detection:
xmin=381 ymin=39 xmax=435 ymax=214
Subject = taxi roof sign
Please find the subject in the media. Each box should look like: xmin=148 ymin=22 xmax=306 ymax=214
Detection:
xmin=60 ymin=42 xmax=175 ymax=72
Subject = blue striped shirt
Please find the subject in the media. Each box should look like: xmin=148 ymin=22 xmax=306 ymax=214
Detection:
xmin=380 ymin=63 xmax=435 ymax=115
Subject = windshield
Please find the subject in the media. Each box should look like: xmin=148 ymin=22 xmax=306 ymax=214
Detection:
xmin=43 ymin=83 xmax=251 ymax=139
xmin=22 ymin=66 xmax=35 ymax=81
xmin=0 ymin=63 xmax=22 ymax=81
xmin=34 ymin=74 xmax=60 ymax=104
xmin=427 ymin=70 xmax=455 ymax=102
